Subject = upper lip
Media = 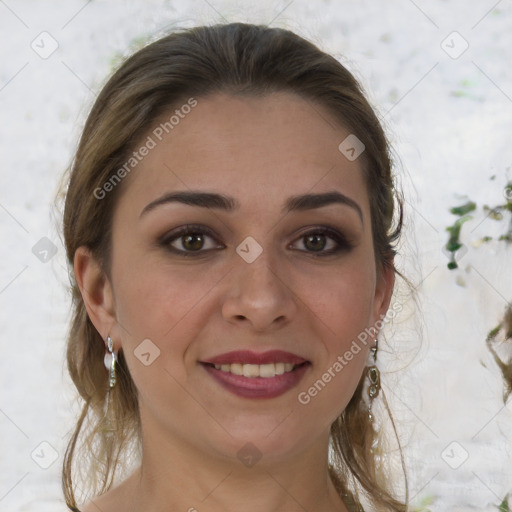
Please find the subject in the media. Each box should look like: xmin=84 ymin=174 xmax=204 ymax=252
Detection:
xmin=201 ymin=350 xmax=309 ymax=365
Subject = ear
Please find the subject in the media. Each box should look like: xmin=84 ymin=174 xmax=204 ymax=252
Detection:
xmin=74 ymin=246 xmax=121 ymax=350
xmin=372 ymin=260 xmax=395 ymax=325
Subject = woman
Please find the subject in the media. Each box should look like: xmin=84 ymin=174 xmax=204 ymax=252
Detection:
xmin=59 ymin=22 xmax=408 ymax=511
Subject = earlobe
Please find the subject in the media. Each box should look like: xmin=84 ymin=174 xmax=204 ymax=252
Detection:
xmin=74 ymin=246 xmax=117 ymax=341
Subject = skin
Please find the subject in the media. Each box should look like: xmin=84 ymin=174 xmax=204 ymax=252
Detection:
xmin=75 ymin=91 xmax=394 ymax=512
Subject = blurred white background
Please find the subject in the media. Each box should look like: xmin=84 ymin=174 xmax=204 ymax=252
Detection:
xmin=1 ymin=1 xmax=511 ymax=511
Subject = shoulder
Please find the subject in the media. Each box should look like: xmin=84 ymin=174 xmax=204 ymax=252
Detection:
xmin=79 ymin=472 xmax=140 ymax=512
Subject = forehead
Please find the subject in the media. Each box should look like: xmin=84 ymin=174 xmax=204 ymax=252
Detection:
xmin=114 ymin=92 xmax=369 ymax=220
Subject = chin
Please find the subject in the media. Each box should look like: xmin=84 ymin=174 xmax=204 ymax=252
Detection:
xmin=204 ymin=416 xmax=319 ymax=465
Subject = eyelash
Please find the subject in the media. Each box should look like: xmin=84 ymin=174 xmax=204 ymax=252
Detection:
xmin=158 ymin=224 xmax=354 ymax=258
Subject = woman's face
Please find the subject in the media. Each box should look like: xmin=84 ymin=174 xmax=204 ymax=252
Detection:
xmin=99 ymin=92 xmax=393 ymax=464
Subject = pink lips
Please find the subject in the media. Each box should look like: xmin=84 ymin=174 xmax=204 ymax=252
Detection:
xmin=200 ymin=350 xmax=310 ymax=399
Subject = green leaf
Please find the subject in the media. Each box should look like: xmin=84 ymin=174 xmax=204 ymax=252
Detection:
xmin=445 ymin=215 xmax=472 ymax=249
xmin=498 ymin=495 xmax=510 ymax=511
xmin=450 ymin=201 xmax=476 ymax=216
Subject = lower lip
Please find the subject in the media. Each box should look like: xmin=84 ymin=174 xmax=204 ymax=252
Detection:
xmin=201 ymin=363 xmax=310 ymax=399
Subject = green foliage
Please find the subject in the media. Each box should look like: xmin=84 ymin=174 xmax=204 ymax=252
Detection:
xmin=482 ymin=181 xmax=512 ymax=243
xmin=446 ymin=214 xmax=472 ymax=252
xmin=411 ymin=494 xmax=435 ymax=511
xmin=445 ymin=208 xmax=472 ymax=269
xmin=498 ymin=494 xmax=511 ymax=511
xmin=444 ymin=181 xmax=512 ymax=510
xmin=445 ymin=182 xmax=512 ymax=269
xmin=450 ymin=201 xmax=476 ymax=216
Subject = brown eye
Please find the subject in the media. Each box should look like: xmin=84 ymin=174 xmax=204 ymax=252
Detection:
xmin=291 ymin=227 xmax=353 ymax=256
xmin=181 ymin=233 xmax=205 ymax=251
xmin=304 ymin=233 xmax=327 ymax=252
xmin=159 ymin=225 xmax=223 ymax=256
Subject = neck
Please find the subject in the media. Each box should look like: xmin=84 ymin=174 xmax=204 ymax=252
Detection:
xmin=127 ymin=417 xmax=349 ymax=512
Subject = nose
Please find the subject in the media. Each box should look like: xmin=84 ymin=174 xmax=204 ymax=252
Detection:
xmin=221 ymin=249 xmax=298 ymax=333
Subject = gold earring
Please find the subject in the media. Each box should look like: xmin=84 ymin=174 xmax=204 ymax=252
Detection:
xmin=367 ymin=339 xmax=380 ymax=422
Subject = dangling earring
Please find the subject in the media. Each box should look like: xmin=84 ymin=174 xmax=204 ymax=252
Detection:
xmin=104 ymin=335 xmax=117 ymax=388
xmin=367 ymin=338 xmax=380 ymax=422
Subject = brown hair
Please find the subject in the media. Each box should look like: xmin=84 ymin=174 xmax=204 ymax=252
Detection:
xmin=58 ymin=22 xmax=407 ymax=511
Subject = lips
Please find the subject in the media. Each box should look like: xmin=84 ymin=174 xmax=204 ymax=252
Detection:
xmin=202 ymin=350 xmax=308 ymax=365
xmin=200 ymin=350 xmax=311 ymax=399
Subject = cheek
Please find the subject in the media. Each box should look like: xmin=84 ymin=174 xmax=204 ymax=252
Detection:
xmin=112 ymin=255 xmax=222 ymax=363
xmin=111 ymin=262 xmax=220 ymax=417
xmin=297 ymin=255 xmax=376 ymax=341
xmin=292 ymin=257 xmax=375 ymax=420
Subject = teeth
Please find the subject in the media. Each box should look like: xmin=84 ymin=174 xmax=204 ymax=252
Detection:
xmin=230 ymin=363 xmax=243 ymax=376
xmin=212 ymin=362 xmax=299 ymax=378
xmin=259 ymin=363 xmax=276 ymax=378
xmin=243 ymin=364 xmax=260 ymax=378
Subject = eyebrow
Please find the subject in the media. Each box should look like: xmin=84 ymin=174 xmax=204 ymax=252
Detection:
xmin=140 ymin=190 xmax=363 ymax=223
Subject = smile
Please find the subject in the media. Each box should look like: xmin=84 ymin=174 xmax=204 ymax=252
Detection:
xmin=210 ymin=362 xmax=299 ymax=378
xmin=200 ymin=350 xmax=311 ymax=399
